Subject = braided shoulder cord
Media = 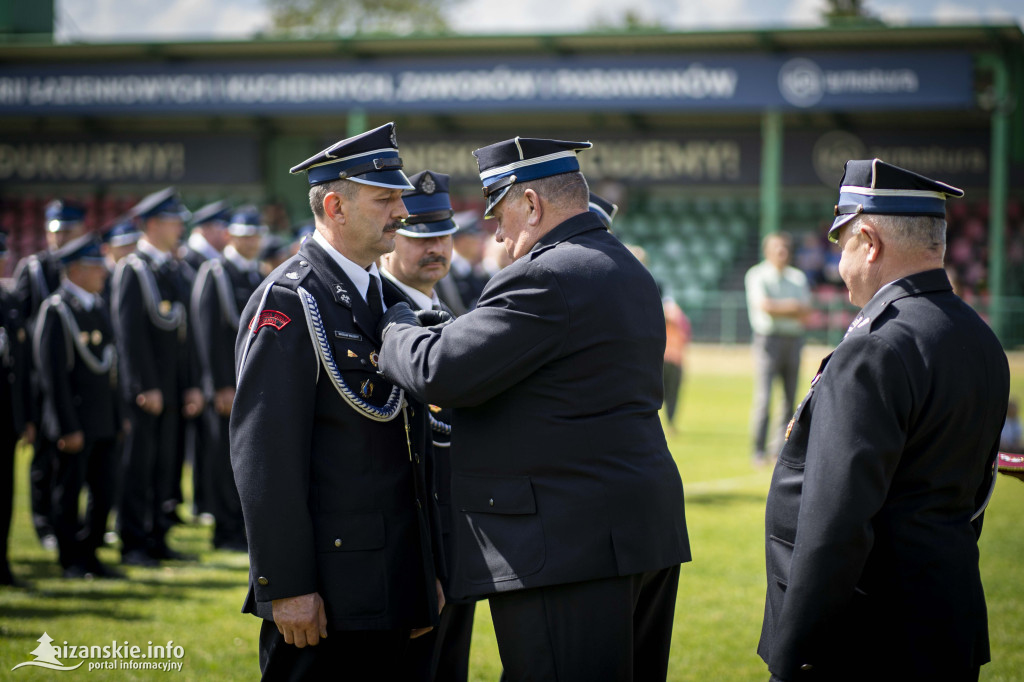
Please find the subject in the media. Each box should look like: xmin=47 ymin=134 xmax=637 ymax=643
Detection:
xmin=125 ymin=254 xmax=186 ymax=332
xmin=298 ymin=285 xmax=404 ymax=422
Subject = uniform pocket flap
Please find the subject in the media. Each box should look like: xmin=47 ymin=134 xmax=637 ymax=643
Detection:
xmin=454 ymin=474 xmax=536 ymax=515
xmin=314 ymin=511 xmax=386 ymax=552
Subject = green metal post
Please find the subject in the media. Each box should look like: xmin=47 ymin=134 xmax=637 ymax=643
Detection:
xmin=760 ymin=110 xmax=783 ymax=241
xmin=347 ymin=109 xmax=368 ymax=137
xmin=977 ymin=54 xmax=1009 ymax=342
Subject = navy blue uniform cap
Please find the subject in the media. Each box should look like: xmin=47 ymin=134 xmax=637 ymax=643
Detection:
xmin=45 ymin=199 xmax=87 ymax=233
xmin=228 ymin=205 xmax=269 ymax=237
xmin=104 ymin=218 xmax=142 ymax=247
xmin=829 ymin=159 xmax=964 ymax=243
xmin=473 ymin=137 xmax=592 ymax=218
xmin=290 ymin=122 xmax=413 ymax=190
xmin=588 ymin=193 xmax=618 ymax=229
xmin=399 ymin=170 xmax=458 ymax=238
xmin=190 ymin=200 xmax=233 ymax=228
xmin=131 ymin=187 xmax=191 ymax=222
xmin=55 ymin=232 xmax=105 ymax=265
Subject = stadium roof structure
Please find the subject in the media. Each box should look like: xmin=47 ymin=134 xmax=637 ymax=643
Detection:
xmin=0 ymin=23 xmax=1022 ymax=61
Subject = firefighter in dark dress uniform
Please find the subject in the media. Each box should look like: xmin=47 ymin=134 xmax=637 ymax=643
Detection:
xmin=112 ymin=188 xmax=204 ymax=567
xmin=190 ymin=205 xmax=264 ymax=551
xmin=33 ymin=233 xmax=123 ymax=578
xmin=759 ymin=160 xmax=1011 ymax=682
xmin=382 ymin=170 xmax=476 ymax=682
xmin=1 ymin=232 xmax=31 ymax=585
xmin=230 ymin=123 xmax=444 ymax=681
xmin=12 ymin=200 xmax=88 ymax=548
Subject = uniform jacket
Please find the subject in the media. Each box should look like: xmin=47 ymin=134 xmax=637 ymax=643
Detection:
xmin=759 ymin=268 xmax=1010 ymax=681
xmin=385 ymin=279 xmax=456 ymax=592
xmin=229 ymin=238 xmax=442 ymax=631
xmin=180 ymin=247 xmax=208 ymax=281
xmin=12 ymin=250 xmax=61 ymax=322
xmin=379 ymin=211 xmax=691 ymax=599
xmin=190 ymin=256 xmax=261 ymax=395
xmin=33 ymin=284 xmax=120 ymax=443
xmin=112 ymin=249 xmax=198 ymax=403
xmin=12 ymin=249 xmax=62 ymax=425
xmin=0 ymin=286 xmax=30 ymax=434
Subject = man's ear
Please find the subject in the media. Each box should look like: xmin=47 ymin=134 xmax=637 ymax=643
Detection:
xmin=523 ymin=188 xmax=542 ymax=226
xmin=323 ymin=191 xmax=345 ymax=224
xmin=859 ymin=221 xmax=882 ymax=264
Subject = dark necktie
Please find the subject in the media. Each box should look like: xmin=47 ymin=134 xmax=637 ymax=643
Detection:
xmin=366 ymin=275 xmax=384 ymax=325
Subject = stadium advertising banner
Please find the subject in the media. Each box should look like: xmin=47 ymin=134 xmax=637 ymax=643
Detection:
xmin=403 ymin=130 xmax=996 ymax=187
xmin=786 ymin=130 xmax=998 ymax=188
xmin=0 ymin=135 xmax=260 ymax=184
xmin=0 ymin=52 xmax=973 ymax=115
xmin=0 ymin=130 xmax=995 ymax=187
xmin=402 ymin=134 xmax=762 ymax=185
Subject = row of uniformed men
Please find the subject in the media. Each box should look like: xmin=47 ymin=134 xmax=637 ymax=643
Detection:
xmin=0 ymin=196 xmax=321 ymax=581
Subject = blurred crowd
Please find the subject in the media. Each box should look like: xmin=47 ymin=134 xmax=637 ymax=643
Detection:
xmin=0 ymin=191 xmax=504 ymax=585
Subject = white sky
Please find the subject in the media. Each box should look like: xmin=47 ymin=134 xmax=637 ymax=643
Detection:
xmin=55 ymin=0 xmax=1022 ymax=42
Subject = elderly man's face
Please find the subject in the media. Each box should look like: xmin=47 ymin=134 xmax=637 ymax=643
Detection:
xmin=836 ymin=219 xmax=873 ymax=307
xmin=491 ymin=193 xmax=534 ymax=262
xmin=384 ymin=234 xmax=452 ymax=295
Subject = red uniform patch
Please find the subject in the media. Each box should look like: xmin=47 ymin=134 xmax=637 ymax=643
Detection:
xmin=249 ymin=309 xmax=291 ymax=332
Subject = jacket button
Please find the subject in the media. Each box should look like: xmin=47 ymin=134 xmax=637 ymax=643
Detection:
xmin=414 ymin=453 xmax=420 ymax=464
xmin=434 ymin=492 xmax=439 ymax=500
xmin=800 ymin=664 xmax=813 ymax=671
xmin=416 ymin=498 xmax=422 ymax=509
xmin=489 ymin=498 xmax=494 ymax=507
xmin=334 ymin=539 xmax=342 ymax=548
xmin=257 ymin=576 xmax=269 ymax=586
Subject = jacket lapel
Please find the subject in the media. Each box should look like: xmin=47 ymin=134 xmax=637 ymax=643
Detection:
xmin=299 ymin=240 xmax=379 ymax=342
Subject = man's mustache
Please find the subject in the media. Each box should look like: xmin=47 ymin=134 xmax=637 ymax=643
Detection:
xmin=384 ymin=220 xmax=404 ymax=232
xmin=418 ymin=255 xmax=448 ymax=267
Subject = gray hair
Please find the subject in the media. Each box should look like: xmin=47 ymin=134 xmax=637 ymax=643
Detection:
xmin=503 ymin=171 xmax=589 ymax=212
xmin=308 ymin=179 xmax=359 ymax=221
xmin=863 ymin=214 xmax=946 ymax=256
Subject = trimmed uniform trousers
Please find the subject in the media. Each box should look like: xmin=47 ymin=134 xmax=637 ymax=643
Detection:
xmin=50 ymin=437 xmax=118 ymax=569
xmin=489 ymin=565 xmax=680 ymax=682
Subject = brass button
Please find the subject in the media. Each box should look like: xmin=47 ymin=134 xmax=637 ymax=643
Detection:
xmin=489 ymin=498 xmax=494 ymax=507
xmin=800 ymin=664 xmax=813 ymax=671
xmin=434 ymin=492 xmax=439 ymax=500
xmin=414 ymin=454 xmax=421 ymax=464
xmin=416 ymin=498 xmax=422 ymax=509
xmin=299 ymin=261 xmax=308 ymax=267
xmin=257 ymin=576 xmax=269 ymax=586
xmin=334 ymin=539 xmax=342 ymax=548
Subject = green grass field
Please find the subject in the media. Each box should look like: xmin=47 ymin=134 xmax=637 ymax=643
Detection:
xmin=1 ymin=343 xmax=1023 ymax=681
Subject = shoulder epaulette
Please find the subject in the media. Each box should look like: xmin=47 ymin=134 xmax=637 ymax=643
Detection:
xmin=273 ymin=257 xmax=313 ymax=291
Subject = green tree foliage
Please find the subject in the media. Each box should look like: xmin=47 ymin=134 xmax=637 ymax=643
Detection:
xmin=266 ymin=0 xmax=462 ymax=37
xmin=822 ymin=0 xmax=883 ymax=25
